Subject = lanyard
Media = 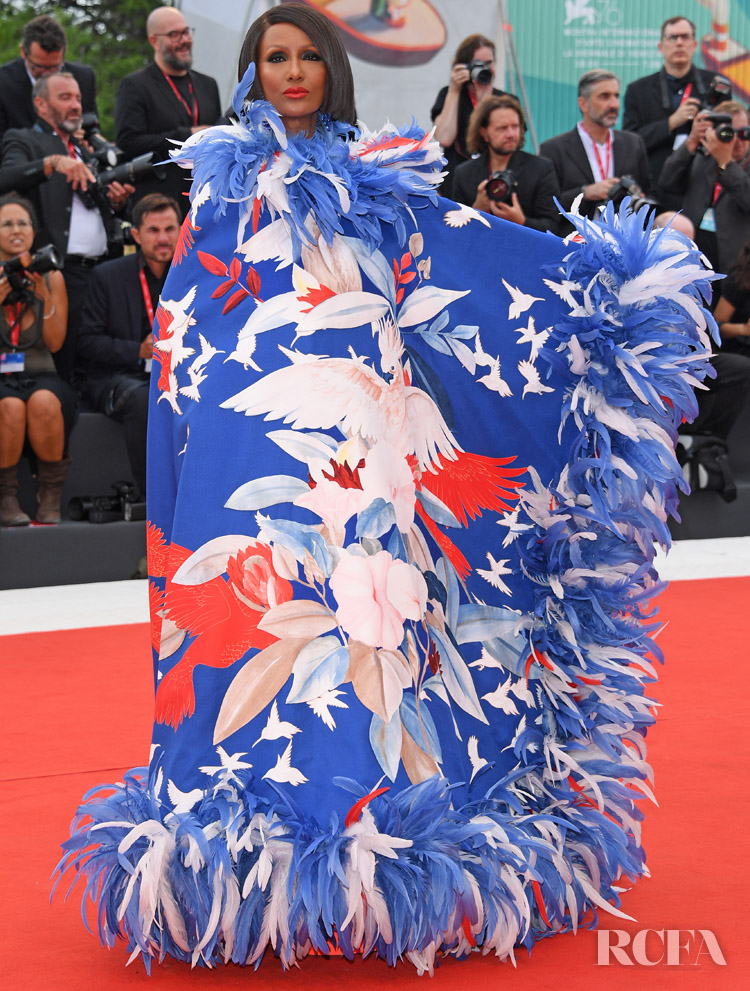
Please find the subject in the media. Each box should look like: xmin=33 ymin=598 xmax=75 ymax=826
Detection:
xmin=162 ymin=71 xmax=198 ymax=126
xmin=139 ymin=267 xmax=155 ymax=328
xmin=679 ymin=82 xmax=693 ymax=105
xmin=591 ymin=131 xmax=612 ymax=182
xmin=3 ymin=303 xmax=23 ymax=346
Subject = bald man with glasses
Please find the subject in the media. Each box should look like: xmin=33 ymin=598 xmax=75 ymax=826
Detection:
xmin=623 ymin=15 xmax=730 ymax=211
xmin=114 ymin=5 xmax=222 ymax=219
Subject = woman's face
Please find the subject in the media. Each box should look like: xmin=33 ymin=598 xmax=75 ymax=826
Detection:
xmin=257 ymin=22 xmax=327 ymax=136
xmin=0 ymin=203 xmax=34 ymax=260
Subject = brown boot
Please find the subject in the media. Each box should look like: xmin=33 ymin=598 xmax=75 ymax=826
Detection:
xmin=0 ymin=463 xmax=31 ymax=527
xmin=35 ymin=455 xmax=71 ymax=525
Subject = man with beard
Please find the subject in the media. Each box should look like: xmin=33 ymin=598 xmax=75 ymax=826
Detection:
xmin=539 ymin=69 xmax=652 ymax=235
xmin=0 ymin=73 xmax=132 ymax=384
xmin=451 ymin=95 xmax=560 ymax=233
xmin=115 ymin=5 xmax=222 ymax=218
xmin=0 ymin=14 xmax=98 ymax=152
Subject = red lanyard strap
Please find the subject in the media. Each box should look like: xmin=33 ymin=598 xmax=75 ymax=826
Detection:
xmin=139 ymin=267 xmax=155 ymax=328
xmin=679 ymin=82 xmax=693 ymax=105
xmin=592 ymin=131 xmax=612 ymax=182
xmin=162 ymin=71 xmax=199 ymax=126
xmin=3 ymin=302 xmax=23 ymax=346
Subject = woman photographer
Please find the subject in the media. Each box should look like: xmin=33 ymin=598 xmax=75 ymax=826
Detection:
xmin=0 ymin=193 xmax=72 ymax=525
xmin=430 ymin=32 xmax=503 ymax=197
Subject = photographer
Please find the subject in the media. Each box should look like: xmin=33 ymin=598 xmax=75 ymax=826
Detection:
xmin=0 ymin=72 xmax=134 ymax=387
xmin=0 ymin=194 xmax=72 ymax=526
xmin=0 ymin=14 xmax=98 ymax=151
xmin=659 ymin=100 xmax=750 ymax=276
xmin=430 ymin=33 xmax=504 ymax=199
xmin=452 ymin=95 xmax=560 ymax=233
xmin=622 ymin=16 xmax=729 ymax=211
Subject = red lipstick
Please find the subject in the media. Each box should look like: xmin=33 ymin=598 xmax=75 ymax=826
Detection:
xmin=284 ymin=87 xmax=309 ymax=98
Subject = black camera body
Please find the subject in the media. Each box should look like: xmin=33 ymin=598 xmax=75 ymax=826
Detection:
xmin=68 ymin=481 xmax=146 ymax=524
xmin=81 ymin=112 xmax=121 ymax=168
xmin=486 ymin=169 xmax=517 ymax=204
xmin=467 ymin=59 xmax=493 ymax=85
xmin=0 ymin=244 xmax=63 ymax=308
xmin=606 ymin=175 xmax=658 ymax=214
xmin=704 ymin=112 xmax=750 ymax=143
xmin=700 ymin=74 xmax=732 ymax=112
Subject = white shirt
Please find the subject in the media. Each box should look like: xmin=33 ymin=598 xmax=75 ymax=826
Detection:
xmin=577 ymin=121 xmax=614 ymax=181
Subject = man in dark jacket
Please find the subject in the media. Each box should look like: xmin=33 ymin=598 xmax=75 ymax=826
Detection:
xmin=452 ymin=94 xmax=560 ymax=234
xmin=78 ymin=193 xmax=181 ymax=499
xmin=622 ymin=16 xmax=727 ymax=211
xmin=659 ymin=100 xmax=750 ymax=277
xmin=539 ymin=69 xmax=651 ymax=236
xmin=0 ymin=73 xmax=132 ymax=383
xmin=0 ymin=14 xmax=97 ymax=153
xmin=115 ymin=5 xmax=222 ymax=219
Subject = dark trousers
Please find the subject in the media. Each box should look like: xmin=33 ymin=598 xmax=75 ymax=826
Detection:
xmin=99 ymin=373 xmax=149 ymax=499
xmin=55 ymin=260 xmax=95 ymax=387
xmin=684 ymin=351 xmax=750 ymax=441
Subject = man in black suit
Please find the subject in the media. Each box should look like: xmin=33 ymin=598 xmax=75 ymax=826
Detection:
xmin=452 ymin=95 xmax=560 ymax=234
xmin=539 ymin=69 xmax=651 ymax=235
xmin=659 ymin=100 xmax=750 ymax=277
xmin=623 ymin=16 xmax=727 ymax=211
xmin=0 ymin=14 xmax=97 ymax=154
xmin=78 ymin=193 xmax=181 ymax=499
xmin=115 ymin=5 xmax=222 ymax=219
xmin=0 ymin=73 xmax=133 ymax=384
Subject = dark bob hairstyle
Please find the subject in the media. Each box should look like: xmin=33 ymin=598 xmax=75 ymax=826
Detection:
xmin=238 ymin=3 xmax=357 ymax=127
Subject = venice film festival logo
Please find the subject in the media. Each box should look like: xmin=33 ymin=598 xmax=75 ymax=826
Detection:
xmin=597 ymin=930 xmax=726 ymax=966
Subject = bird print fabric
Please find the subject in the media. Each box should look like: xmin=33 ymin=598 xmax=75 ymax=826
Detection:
xmin=56 ymin=90 xmax=716 ymax=974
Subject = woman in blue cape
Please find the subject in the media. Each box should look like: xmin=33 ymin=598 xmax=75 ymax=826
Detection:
xmin=57 ymin=3 xmax=715 ymax=973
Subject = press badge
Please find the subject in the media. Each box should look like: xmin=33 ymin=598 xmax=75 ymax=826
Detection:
xmin=0 ymin=352 xmax=24 ymax=373
xmin=699 ymin=207 xmax=716 ymax=233
xmin=144 ymin=358 xmax=152 ymax=373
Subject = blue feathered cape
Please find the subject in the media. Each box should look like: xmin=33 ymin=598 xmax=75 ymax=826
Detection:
xmin=55 ymin=97 xmax=716 ymax=974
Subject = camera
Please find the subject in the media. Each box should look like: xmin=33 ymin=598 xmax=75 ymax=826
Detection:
xmin=0 ymin=244 xmax=63 ymax=308
xmin=486 ymin=169 xmax=517 ymax=204
xmin=700 ymin=74 xmax=732 ymax=111
xmin=78 ymin=151 xmax=166 ymax=221
xmin=467 ymin=59 xmax=493 ymax=85
xmin=81 ymin=112 xmax=121 ymax=168
xmin=704 ymin=112 xmax=750 ymax=143
xmin=96 ymin=152 xmax=166 ymax=189
xmin=68 ymin=481 xmax=146 ymax=524
xmin=606 ymin=175 xmax=658 ymax=214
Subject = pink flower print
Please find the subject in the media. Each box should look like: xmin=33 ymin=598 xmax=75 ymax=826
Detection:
xmin=330 ymin=550 xmax=427 ymax=650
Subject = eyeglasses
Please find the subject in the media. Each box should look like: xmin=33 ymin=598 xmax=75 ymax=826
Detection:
xmin=152 ymin=27 xmax=195 ymax=41
xmin=23 ymin=54 xmax=65 ymax=73
xmin=662 ymin=32 xmax=695 ymax=43
xmin=0 ymin=219 xmax=33 ymax=230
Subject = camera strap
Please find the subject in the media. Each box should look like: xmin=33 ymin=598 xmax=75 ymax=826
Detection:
xmin=0 ymin=298 xmax=37 ymax=352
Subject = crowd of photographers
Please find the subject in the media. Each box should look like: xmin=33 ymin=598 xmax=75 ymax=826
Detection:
xmin=0 ymin=10 xmax=749 ymax=527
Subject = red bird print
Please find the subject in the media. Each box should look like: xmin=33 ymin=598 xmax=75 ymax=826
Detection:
xmin=155 ymin=541 xmax=293 ymax=730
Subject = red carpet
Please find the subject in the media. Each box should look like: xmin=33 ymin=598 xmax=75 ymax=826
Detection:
xmin=2 ymin=578 xmax=747 ymax=990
